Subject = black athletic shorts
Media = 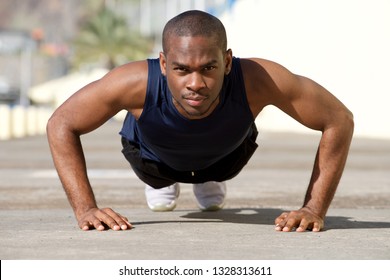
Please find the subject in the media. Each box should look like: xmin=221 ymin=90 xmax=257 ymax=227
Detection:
xmin=121 ymin=123 xmax=258 ymax=189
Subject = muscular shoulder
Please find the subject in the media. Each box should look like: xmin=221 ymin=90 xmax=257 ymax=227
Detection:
xmin=240 ymin=58 xmax=299 ymax=117
xmin=98 ymin=60 xmax=149 ymax=116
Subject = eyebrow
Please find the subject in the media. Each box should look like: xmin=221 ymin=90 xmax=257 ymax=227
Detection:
xmin=171 ymin=59 xmax=218 ymax=69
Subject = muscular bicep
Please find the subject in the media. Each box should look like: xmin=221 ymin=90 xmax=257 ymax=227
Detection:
xmin=273 ymin=73 xmax=350 ymax=132
xmin=244 ymin=58 xmax=351 ymax=132
xmin=49 ymin=61 xmax=147 ymax=135
xmin=245 ymin=58 xmax=352 ymax=133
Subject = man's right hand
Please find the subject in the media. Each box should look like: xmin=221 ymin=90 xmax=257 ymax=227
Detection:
xmin=77 ymin=207 xmax=132 ymax=231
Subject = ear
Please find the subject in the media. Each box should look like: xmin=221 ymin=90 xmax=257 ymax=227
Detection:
xmin=224 ymin=49 xmax=233 ymax=75
xmin=159 ymin=52 xmax=167 ymax=76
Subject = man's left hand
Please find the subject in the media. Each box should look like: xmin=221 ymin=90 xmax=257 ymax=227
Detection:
xmin=274 ymin=207 xmax=324 ymax=232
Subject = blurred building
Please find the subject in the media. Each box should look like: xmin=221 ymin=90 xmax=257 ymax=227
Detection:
xmin=102 ymin=0 xmax=236 ymax=55
xmin=0 ymin=30 xmax=34 ymax=106
xmin=0 ymin=0 xmax=235 ymax=106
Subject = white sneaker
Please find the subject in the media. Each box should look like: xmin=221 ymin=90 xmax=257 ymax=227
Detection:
xmin=145 ymin=183 xmax=180 ymax=212
xmin=193 ymin=181 xmax=226 ymax=211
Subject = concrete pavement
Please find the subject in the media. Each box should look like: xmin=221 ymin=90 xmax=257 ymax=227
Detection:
xmin=0 ymin=120 xmax=389 ymax=260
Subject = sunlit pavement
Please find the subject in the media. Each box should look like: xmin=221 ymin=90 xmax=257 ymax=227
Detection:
xmin=0 ymin=120 xmax=389 ymax=260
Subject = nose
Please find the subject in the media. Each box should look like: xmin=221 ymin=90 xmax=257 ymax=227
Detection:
xmin=186 ymin=72 xmax=206 ymax=92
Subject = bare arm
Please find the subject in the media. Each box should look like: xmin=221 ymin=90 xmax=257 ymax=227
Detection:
xmin=275 ymin=74 xmax=354 ymax=232
xmin=243 ymin=58 xmax=354 ymax=232
xmin=47 ymin=61 xmax=147 ymax=231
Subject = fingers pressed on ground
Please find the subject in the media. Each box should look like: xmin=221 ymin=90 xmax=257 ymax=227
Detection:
xmin=312 ymin=221 xmax=322 ymax=232
xmin=103 ymin=208 xmax=132 ymax=230
xmin=296 ymin=219 xmax=309 ymax=232
xmin=80 ymin=222 xmax=91 ymax=231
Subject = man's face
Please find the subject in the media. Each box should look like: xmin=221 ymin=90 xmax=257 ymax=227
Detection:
xmin=160 ymin=35 xmax=232 ymax=119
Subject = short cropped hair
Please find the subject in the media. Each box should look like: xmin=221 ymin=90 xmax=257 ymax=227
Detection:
xmin=162 ymin=10 xmax=227 ymax=54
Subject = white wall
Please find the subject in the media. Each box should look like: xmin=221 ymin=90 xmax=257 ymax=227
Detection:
xmin=221 ymin=0 xmax=390 ymax=139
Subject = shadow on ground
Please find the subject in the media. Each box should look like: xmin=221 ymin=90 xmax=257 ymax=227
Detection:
xmin=130 ymin=208 xmax=390 ymax=231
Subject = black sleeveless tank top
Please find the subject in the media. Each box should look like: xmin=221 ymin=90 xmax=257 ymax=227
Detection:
xmin=120 ymin=57 xmax=254 ymax=171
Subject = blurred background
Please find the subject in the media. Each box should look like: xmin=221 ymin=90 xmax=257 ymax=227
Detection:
xmin=0 ymin=0 xmax=389 ymax=140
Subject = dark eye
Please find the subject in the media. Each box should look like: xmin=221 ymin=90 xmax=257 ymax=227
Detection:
xmin=204 ymin=66 xmax=216 ymax=71
xmin=174 ymin=67 xmax=188 ymax=72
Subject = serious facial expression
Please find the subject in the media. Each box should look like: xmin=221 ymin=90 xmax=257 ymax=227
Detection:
xmin=160 ymin=35 xmax=232 ymax=120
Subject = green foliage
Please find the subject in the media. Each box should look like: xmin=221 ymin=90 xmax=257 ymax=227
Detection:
xmin=72 ymin=7 xmax=153 ymax=69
